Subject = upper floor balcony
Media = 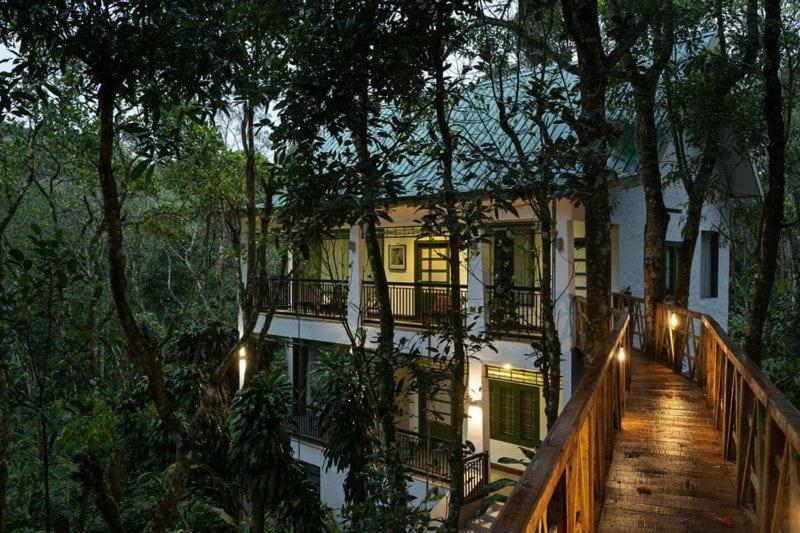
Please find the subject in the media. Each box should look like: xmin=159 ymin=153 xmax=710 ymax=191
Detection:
xmin=261 ymin=209 xmax=549 ymax=341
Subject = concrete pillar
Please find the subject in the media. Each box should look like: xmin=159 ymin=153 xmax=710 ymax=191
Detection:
xmin=554 ymin=200 xmax=575 ymax=406
xmin=466 ymin=360 xmax=485 ymax=452
xmin=466 ymin=239 xmax=486 ymax=338
xmin=347 ymin=225 xmax=362 ymax=330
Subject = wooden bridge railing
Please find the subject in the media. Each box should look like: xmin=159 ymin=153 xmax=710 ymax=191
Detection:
xmin=657 ymin=303 xmax=800 ymax=531
xmin=495 ymin=294 xmax=800 ymax=532
xmin=493 ymin=307 xmax=632 ymax=532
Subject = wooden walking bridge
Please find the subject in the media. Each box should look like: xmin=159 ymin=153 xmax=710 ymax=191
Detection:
xmin=480 ymin=294 xmax=800 ymax=533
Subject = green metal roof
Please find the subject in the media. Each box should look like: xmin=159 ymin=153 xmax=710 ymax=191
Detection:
xmin=317 ymin=69 xmax=670 ymax=199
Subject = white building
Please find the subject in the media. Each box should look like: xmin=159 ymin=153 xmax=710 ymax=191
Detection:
xmin=241 ymin=73 xmax=758 ymax=519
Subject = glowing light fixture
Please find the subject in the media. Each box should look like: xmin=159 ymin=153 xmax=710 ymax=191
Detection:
xmin=617 ymin=346 xmax=626 ymax=362
xmin=503 ymin=363 xmax=512 ymax=370
xmin=238 ymin=346 xmax=247 ymax=389
xmin=469 ymin=386 xmax=483 ymax=403
xmin=670 ymin=312 xmax=680 ymax=330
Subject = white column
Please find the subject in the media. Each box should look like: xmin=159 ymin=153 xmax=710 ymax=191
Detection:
xmin=554 ymin=200 xmax=575 ymax=406
xmin=465 ymin=237 xmax=486 ymax=451
xmin=466 ymin=239 xmax=486 ymax=337
xmin=347 ymin=225 xmax=362 ymax=330
xmin=466 ymin=361 xmax=485 ymax=452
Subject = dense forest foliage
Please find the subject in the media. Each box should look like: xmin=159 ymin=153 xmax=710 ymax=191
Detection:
xmin=0 ymin=0 xmax=797 ymax=531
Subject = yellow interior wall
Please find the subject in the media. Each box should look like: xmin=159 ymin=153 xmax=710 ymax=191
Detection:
xmin=362 ymin=233 xmax=469 ymax=285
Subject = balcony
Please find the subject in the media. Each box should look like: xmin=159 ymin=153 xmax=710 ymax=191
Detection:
xmin=264 ymin=278 xmax=544 ymax=340
xmin=361 ymin=281 xmax=468 ymax=329
xmin=266 ymin=278 xmax=348 ymax=320
xmin=485 ymin=285 xmax=542 ymax=339
xmin=288 ymin=404 xmax=488 ymax=500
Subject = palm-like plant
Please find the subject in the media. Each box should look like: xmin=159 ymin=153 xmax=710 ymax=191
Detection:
xmin=313 ymin=346 xmax=376 ymax=525
xmin=228 ymin=367 xmax=325 ymax=532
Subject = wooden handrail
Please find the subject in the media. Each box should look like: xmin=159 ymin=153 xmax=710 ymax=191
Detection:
xmin=657 ymin=304 xmax=800 ymax=531
xmin=492 ymin=311 xmax=632 ymax=532
xmin=495 ymin=295 xmax=800 ymax=532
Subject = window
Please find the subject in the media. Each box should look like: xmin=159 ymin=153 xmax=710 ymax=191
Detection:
xmin=293 ymin=341 xmax=331 ymax=407
xmin=700 ymin=231 xmax=719 ymax=298
xmin=300 ymin=461 xmax=321 ymax=496
xmin=573 ymin=237 xmax=586 ymax=296
xmin=489 ymin=380 xmax=540 ymax=447
xmin=664 ymin=242 xmax=681 ymax=296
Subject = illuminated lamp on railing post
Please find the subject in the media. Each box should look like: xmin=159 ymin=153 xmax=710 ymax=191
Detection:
xmin=617 ymin=346 xmax=626 ymax=363
xmin=238 ymin=346 xmax=247 ymax=389
xmin=670 ymin=312 xmax=680 ymax=331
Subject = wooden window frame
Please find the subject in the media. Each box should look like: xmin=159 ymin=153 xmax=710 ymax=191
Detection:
xmin=489 ymin=379 xmax=541 ymax=448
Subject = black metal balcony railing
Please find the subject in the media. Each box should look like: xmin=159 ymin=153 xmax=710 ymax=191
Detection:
xmin=361 ymin=281 xmax=468 ymax=328
xmin=462 ymin=451 xmax=490 ymax=500
xmin=266 ymin=278 xmax=348 ymax=319
xmin=288 ymin=409 xmax=488 ymax=500
xmin=290 ymin=404 xmax=325 ymax=444
xmin=396 ymin=428 xmax=452 ymax=480
xmin=485 ymin=284 xmax=542 ymax=338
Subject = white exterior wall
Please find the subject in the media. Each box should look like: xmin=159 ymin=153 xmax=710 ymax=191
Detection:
xmin=249 ymin=173 xmax=731 ymax=510
xmin=611 ymin=140 xmax=730 ymax=329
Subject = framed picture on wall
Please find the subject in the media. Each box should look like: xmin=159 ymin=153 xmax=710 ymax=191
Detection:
xmin=388 ymin=244 xmax=407 ymax=271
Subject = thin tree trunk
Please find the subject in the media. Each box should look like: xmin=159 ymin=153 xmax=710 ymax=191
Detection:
xmin=672 ymin=156 xmax=713 ymax=308
xmin=538 ymin=204 xmax=561 ymax=428
xmin=744 ymin=0 xmax=785 ymax=366
xmin=0 ymin=368 xmax=7 ymax=533
xmin=39 ymin=414 xmax=51 ymax=533
xmin=431 ymin=8 xmax=467 ymax=526
xmin=352 ymin=96 xmax=405 ymax=514
xmin=96 ymin=80 xmax=190 ymax=533
xmin=669 ymin=0 xmax=758 ymax=308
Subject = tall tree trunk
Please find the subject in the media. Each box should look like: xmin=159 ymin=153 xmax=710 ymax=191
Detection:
xmin=431 ymin=9 xmax=467 ymax=526
xmin=241 ymin=102 xmax=258 ymax=331
xmin=0 ymin=366 xmax=7 ymax=533
xmin=352 ymin=96 xmax=405 ymax=515
xmin=561 ymin=0 xmax=612 ymax=360
xmin=744 ymin=0 xmax=785 ymax=366
xmin=669 ymin=0 xmax=758 ymax=309
xmin=96 ymin=80 xmax=190 ymax=533
xmin=633 ymin=84 xmax=669 ymax=355
xmin=672 ymin=155 xmax=713 ymax=308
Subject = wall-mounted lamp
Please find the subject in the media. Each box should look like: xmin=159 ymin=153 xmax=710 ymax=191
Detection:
xmin=669 ymin=312 xmax=680 ymax=331
xmin=617 ymin=346 xmax=626 ymax=362
xmin=238 ymin=346 xmax=247 ymax=389
xmin=468 ymin=386 xmax=483 ymax=404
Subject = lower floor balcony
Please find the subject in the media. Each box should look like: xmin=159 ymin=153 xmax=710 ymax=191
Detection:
xmin=289 ymin=404 xmax=489 ymax=500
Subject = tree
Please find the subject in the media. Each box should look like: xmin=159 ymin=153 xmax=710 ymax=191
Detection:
xmin=559 ymin=0 xmax=630 ymax=358
xmin=277 ymin=0 xmax=430 ymax=519
xmin=228 ymin=366 xmax=325 ymax=532
xmin=608 ymin=0 xmax=675 ymax=357
xmin=0 ymin=2 xmax=267 ymax=529
xmin=665 ymin=0 xmax=759 ymax=308
xmin=467 ymin=17 xmax=576 ymax=431
xmin=744 ymin=0 xmax=786 ymax=365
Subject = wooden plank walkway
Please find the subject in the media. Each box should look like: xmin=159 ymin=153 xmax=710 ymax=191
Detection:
xmin=598 ymin=353 xmax=752 ymax=532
